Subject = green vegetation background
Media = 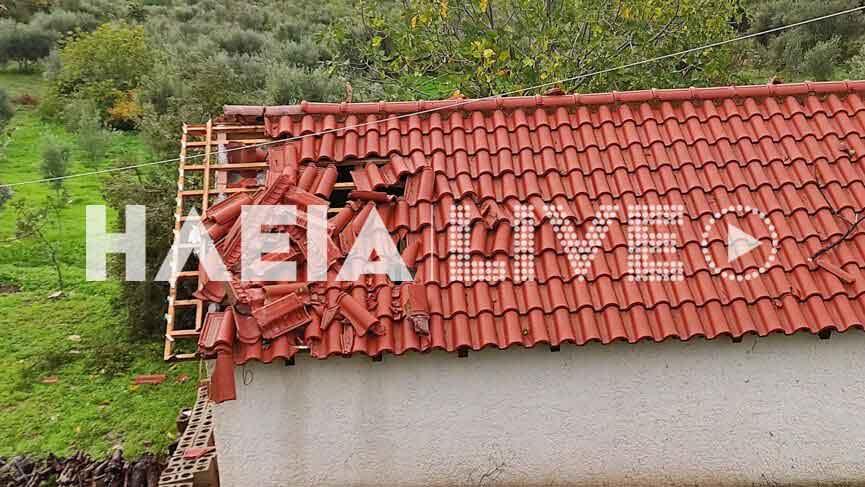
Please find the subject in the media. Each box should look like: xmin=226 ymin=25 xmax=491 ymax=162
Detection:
xmin=0 ymin=73 xmax=196 ymax=457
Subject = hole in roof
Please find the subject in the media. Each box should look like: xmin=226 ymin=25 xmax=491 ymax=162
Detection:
xmin=329 ymin=188 xmax=350 ymax=209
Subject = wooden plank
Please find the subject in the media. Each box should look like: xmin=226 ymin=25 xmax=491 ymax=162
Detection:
xmin=182 ymin=162 xmax=268 ymax=171
xmin=180 ymin=187 xmax=258 ymax=196
xmin=213 ymin=124 xmax=265 ymax=131
xmin=200 ymin=120 xmax=213 ymax=212
xmin=186 ymin=138 xmax=270 ymax=147
xmin=215 ymin=131 xmax=229 ymax=193
xmin=169 ymin=330 xmax=201 ymax=338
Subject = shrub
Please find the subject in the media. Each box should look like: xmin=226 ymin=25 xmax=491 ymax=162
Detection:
xmin=65 ymin=99 xmax=110 ymax=168
xmin=29 ymin=9 xmax=100 ymax=39
xmin=0 ymin=186 xmax=12 ymax=210
xmin=40 ymin=141 xmax=71 ymax=194
xmin=0 ymin=20 xmax=54 ymax=69
xmin=0 ymin=89 xmax=13 ymax=130
xmin=800 ymin=37 xmax=842 ymax=81
xmin=102 ymin=163 xmax=177 ymax=336
xmin=750 ymin=0 xmax=865 ymax=80
xmin=266 ymin=65 xmax=345 ymax=105
xmin=846 ymin=42 xmax=865 ymax=80
xmin=106 ymin=90 xmax=143 ymax=129
xmin=282 ymin=39 xmax=329 ymax=67
xmin=52 ymin=22 xmax=154 ymax=128
xmin=217 ymin=29 xmax=267 ymax=56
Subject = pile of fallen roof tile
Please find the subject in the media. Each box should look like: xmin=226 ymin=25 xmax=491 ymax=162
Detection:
xmin=0 ymin=450 xmax=163 ymax=487
xmin=199 ymin=80 xmax=865 ymax=403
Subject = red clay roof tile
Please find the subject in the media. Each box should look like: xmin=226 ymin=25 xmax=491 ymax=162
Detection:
xmin=200 ymin=81 xmax=865 ymax=401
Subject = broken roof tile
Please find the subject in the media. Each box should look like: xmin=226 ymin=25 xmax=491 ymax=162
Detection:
xmin=192 ymin=80 xmax=865 ymax=402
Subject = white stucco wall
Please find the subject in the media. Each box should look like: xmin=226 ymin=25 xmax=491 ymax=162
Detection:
xmin=213 ymin=331 xmax=865 ymax=486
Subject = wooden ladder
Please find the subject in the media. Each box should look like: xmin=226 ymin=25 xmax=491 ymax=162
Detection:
xmin=164 ymin=120 xmax=269 ymax=361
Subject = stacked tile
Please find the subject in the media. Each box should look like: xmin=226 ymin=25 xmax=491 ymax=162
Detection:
xmin=199 ymin=81 xmax=865 ymax=402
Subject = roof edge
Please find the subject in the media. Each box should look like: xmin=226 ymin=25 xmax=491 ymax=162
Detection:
xmin=224 ymin=80 xmax=865 ymax=118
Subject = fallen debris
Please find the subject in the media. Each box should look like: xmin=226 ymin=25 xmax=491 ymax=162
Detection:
xmin=0 ymin=450 xmax=164 ymax=487
xmin=133 ymin=374 xmax=167 ymax=385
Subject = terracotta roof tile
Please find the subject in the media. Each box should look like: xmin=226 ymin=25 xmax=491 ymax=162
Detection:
xmin=202 ymin=81 xmax=865 ymax=401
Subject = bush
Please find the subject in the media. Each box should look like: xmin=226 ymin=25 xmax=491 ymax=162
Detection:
xmin=52 ymin=22 xmax=154 ymax=128
xmin=800 ymin=37 xmax=842 ymax=81
xmin=0 ymin=186 xmax=12 ymax=210
xmin=217 ymin=29 xmax=267 ymax=56
xmin=65 ymin=99 xmax=110 ymax=168
xmin=29 ymin=9 xmax=100 ymax=39
xmin=846 ymin=42 xmax=865 ymax=79
xmin=266 ymin=65 xmax=345 ymax=105
xmin=0 ymin=89 xmax=13 ymax=130
xmin=40 ymin=141 xmax=71 ymax=194
xmin=102 ymin=163 xmax=177 ymax=336
xmin=282 ymin=39 xmax=329 ymax=67
xmin=750 ymin=0 xmax=865 ymax=80
xmin=0 ymin=20 xmax=54 ymax=69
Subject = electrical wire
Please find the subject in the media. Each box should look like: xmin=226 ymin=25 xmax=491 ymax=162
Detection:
xmin=2 ymin=4 xmax=863 ymax=190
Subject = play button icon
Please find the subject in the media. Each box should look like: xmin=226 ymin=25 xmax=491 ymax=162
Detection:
xmin=701 ymin=205 xmax=780 ymax=282
xmin=727 ymin=224 xmax=761 ymax=262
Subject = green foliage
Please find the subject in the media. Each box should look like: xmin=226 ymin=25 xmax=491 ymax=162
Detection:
xmin=101 ymin=162 xmax=176 ymax=336
xmin=40 ymin=139 xmax=70 ymax=193
xmin=266 ymin=65 xmax=345 ymax=106
xmin=848 ymin=42 xmax=865 ymax=80
xmin=53 ymin=23 xmax=154 ymax=128
xmin=0 ymin=88 xmax=196 ymax=457
xmin=0 ymin=88 xmax=12 ymax=130
xmin=12 ymin=197 xmax=67 ymax=290
xmin=65 ymin=99 xmax=110 ymax=168
xmin=331 ymin=0 xmax=741 ymax=98
xmin=0 ymin=185 xmax=11 ymax=209
xmin=0 ymin=0 xmax=54 ymax=22
xmin=217 ymin=28 xmax=267 ymax=56
xmin=749 ymin=0 xmax=865 ymax=81
xmin=0 ymin=19 xmax=54 ymax=69
xmin=29 ymin=9 xmax=100 ymax=39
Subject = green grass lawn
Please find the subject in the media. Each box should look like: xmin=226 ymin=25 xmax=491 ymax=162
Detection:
xmin=0 ymin=72 xmax=196 ymax=457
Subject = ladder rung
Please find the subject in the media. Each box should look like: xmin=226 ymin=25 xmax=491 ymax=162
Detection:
xmin=183 ymin=162 xmax=268 ymax=171
xmin=186 ymin=138 xmax=269 ymax=147
xmin=169 ymin=329 xmax=201 ymax=338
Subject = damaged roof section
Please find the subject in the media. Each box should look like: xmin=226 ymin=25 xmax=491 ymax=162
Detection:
xmin=194 ymin=81 xmax=865 ymax=402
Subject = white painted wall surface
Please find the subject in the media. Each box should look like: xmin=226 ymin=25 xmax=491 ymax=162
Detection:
xmin=213 ymin=331 xmax=865 ymax=486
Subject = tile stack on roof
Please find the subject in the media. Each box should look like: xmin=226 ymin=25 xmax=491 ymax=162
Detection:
xmin=199 ymin=81 xmax=865 ymax=402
